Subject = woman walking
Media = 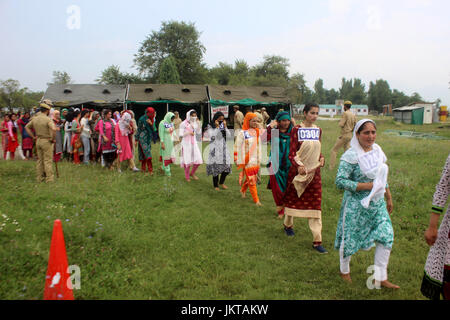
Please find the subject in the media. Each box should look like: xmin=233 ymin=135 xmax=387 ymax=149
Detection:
xmin=282 ymin=103 xmax=327 ymax=253
xmin=6 ymin=114 xmax=19 ymax=160
xmin=204 ymin=111 xmax=232 ymax=190
xmin=80 ymin=109 xmax=91 ymax=165
xmin=114 ymin=112 xmax=139 ymax=172
xmin=234 ymin=112 xmax=262 ymax=206
xmin=334 ymin=119 xmax=399 ymax=288
xmin=136 ymin=107 xmax=158 ymax=175
xmin=266 ymin=111 xmax=294 ymax=218
xmin=98 ymin=109 xmax=117 ymax=169
xmin=17 ymin=112 xmax=33 ymax=160
xmin=179 ymin=110 xmax=203 ymax=182
xmin=70 ymin=110 xmax=83 ymax=164
xmin=158 ymin=112 xmax=176 ymax=177
xmin=1 ymin=114 xmax=10 ymax=159
xmin=421 ymin=153 xmax=450 ymax=300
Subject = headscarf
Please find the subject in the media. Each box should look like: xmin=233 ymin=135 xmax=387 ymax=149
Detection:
xmin=180 ymin=109 xmax=199 ymax=144
xmin=342 ymin=119 xmax=388 ymax=208
xmin=61 ymin=108 xmax=68 ymax=121
xmin=146 ymin=107 xmax=156 ymax=130
xmin=210 ymin=111 xmax=226 ymax=138
xmin=118 ymin=112 xmax=132 ymax=136
xmin=113 ymin=111 xmax=121 ymax=123
xmin=52 ymin=110 xmax=60 ymax=121
xmin=159 ymin=112 xmax=175 ymax=141
xmin=242 ymin=112 xmax=259 ymax=132
xmin=237 ymin=112 xmax=260 ymax=171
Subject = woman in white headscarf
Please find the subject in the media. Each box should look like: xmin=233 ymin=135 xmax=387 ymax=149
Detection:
xmin=114 ymin=111 xmax=139 ymax=172
xmin=334 ymin=119 xmax=399 ymax=289
xmin=179 ymin=109 xmax=203 ymax=182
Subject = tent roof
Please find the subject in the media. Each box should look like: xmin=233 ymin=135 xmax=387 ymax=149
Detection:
xmin=393 ymin=106 xmax=424 ymax=111
xmin=126 ymin=84 xmax=208 ymax=104
xmin=42 ymin=84 xmax=127 ymax=107
xmin=207 ymin=85 xmax=290 ymax=105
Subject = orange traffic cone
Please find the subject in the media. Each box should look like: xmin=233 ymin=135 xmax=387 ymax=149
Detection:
xmin=43 ymin=219 xmax=74 ymax=300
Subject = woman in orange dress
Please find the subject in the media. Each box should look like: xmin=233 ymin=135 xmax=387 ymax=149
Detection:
xmin=234 ymin=112 xmax=262 ymax=206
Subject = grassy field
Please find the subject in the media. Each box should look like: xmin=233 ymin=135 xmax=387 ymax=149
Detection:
xmin=0 ymin=117 xmax=449 ymax=300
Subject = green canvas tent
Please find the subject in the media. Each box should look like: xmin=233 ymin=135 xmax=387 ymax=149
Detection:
xmin=206 ymin=85 xmax=291 ymax=123
xmin=126 ymin=84 xmax=209 ymax=127
xmin=42 ymin=84 xmax=127 ymax=111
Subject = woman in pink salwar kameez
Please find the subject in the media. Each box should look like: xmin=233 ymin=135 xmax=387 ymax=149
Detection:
xmin=115 ymin=112 xmax=139 ymax=172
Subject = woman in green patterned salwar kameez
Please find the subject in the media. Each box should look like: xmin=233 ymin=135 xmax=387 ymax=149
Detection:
xmin=158 ymin=112 xmax=176 ymax=176
xmin=334 ymin=119 xmax=399 ymax=289
xmin=137 ymin=107 xmax=158 ymax=174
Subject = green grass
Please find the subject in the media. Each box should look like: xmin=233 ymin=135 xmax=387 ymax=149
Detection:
xmin=0 ymin=117 xmax=449 ymax=300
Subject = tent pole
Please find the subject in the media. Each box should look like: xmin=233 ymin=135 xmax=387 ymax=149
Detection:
xmin=167 ymin=103 xmax=169 ymax=113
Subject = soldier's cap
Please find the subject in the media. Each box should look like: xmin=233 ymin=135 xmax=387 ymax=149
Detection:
xmin=39 ymin=99 xmax=53 ymax=110
xmin=344 ymin=100 xmax=352 ymax=106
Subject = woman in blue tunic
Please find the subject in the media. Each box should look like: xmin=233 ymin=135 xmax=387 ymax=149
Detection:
xmin=334 ymin=119 xmax=399 ymax=289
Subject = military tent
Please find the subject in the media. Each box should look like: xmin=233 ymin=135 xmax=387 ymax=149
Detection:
xmin=126 ymin=84 xmax=209 ymax=127
xmin=42 ymin=84 xmax=126 ymax=111
xmin=206 ymin=85 xmax=291 ymax=124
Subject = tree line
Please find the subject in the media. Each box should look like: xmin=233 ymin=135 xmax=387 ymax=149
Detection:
xmin=1 ymin=21 xmax=431 ymax=113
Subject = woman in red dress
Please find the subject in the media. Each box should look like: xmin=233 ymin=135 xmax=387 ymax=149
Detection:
xmin=1 ymin=114 xmax=10 ymax=159
xmin=6 ymin=114 xmax=19 ymax=160
xmin=282 ymin=103 xmax=327 ymax=254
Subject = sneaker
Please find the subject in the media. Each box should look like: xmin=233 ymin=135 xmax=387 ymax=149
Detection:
xmin=284 ymin=226 xmax=295 ymax=237
xmin=132 ymin=167 xmax=140 ymax=172
xmin=313 ymin=245 xmax=328 ymax=254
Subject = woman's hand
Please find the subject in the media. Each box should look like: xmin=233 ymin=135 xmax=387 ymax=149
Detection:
xmin=386 ymin=198 xmax=393 ymax=214
xmin=297 ymin=165 xmax=306 ymax=175
xmin=356 ymin=182 xmax=373 ymax=191
xmin=103 ymin=135 xmax=109 ymax=142
xmin=319 ymin=157 xmax=325 ymax=167
xmin=161 ymin=142 xmax=165 ymax=150
xmin=424 ymin=226 xmax=438 ymax=246
xmin=269 ymin=120 xmax=277 ymax=129
xmin=424 ymin=213 xmax=440 ymax=246
xmin=215 ymin=120 xmax=220 ymax=128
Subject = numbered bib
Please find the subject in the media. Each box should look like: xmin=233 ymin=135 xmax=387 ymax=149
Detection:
xmin=298 ymin=128 xmax=320 ymax=141
xmin=359 ymin=149 xmax=379 ymax=171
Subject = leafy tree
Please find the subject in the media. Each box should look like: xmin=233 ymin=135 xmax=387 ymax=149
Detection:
xmin=48 ymin=71 xmax=72 ymax=85
xmin=350 ymin=78 xmax=367 ymax=104
xmin=409 ymin=92 xmax=423 ymax=104
xmin=0 ymin=79 xmax=42 ymax=112
xmin=253 ymin=56 xmax=289 ymax=83
xmin=96 ymin=65 xmax=146 ymax=85
xmin=339 ymin=77 xmax=353 ymax=101
xmin=158 ymin=56 xmax=181 ymax=84
xmin=312 ymin=78 xmax=327 ymax=104
xmin=392 ymin=89 xmax=410 ymax=109
xmin=367 ymin=79 xmax=392 ymax=112
xmin=325 ymin=88 xmax=339 ymax=104
xmin=134 ymin=21 xmax=206 ymax=84
xmin=209 ymin=62 xmax=234 ymax=85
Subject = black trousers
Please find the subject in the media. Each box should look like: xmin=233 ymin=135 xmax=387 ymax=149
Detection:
xmin=213 ymin=172 xmax=229 ymax=187
xmin=103 ymin=152 xmax=116 ymax=168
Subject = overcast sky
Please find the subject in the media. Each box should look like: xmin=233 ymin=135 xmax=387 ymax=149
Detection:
xmin=1 ymin=0 xmax=449 ymax=105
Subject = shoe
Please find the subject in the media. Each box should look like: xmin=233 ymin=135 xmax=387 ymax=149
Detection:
xmin=313 ymin=245 xmax=328 ymax=254
xmin=132 ymin=167 xmax=140 ymax=172
xmin=284 ymin=226 xmax=295 ymax=237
